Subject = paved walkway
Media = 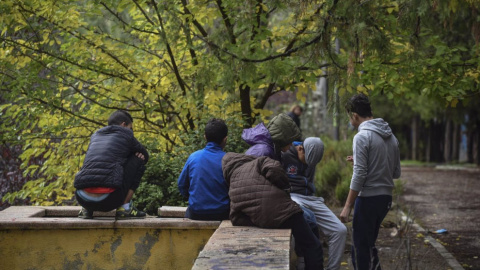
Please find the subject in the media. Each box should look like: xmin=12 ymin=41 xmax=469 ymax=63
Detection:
xmin=332 ymin=166 xmax=479 ymax=270
xmin=399 ymin=166 xmax=480 ymax=269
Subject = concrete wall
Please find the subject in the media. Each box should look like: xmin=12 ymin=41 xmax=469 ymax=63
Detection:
xmin=0 ymin=206 xmax=219 ymax=270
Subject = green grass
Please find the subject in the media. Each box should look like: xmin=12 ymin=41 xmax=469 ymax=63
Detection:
xmin=400 ymin=160 xmax=436 ymax=167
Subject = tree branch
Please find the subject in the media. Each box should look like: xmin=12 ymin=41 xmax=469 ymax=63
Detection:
xmin=216 ymin=0 xmax=236 ymax=44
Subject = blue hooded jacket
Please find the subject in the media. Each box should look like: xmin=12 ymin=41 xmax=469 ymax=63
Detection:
xmin=177 ymin=142 xmax=230 ymax=214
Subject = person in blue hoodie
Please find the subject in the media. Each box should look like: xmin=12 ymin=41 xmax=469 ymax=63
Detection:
xmin=340 ymin=94 xmax=401 ymax=270
xmin=177 ymin=118 xmax=230 ymax=221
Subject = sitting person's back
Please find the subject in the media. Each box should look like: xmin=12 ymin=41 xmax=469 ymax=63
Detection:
xmin=74 ymin=110 xmax=149 ymax=219
xmin=222 ymin=153 xmax=301 ymax=227
xmin=222 ymin=152 xmax=324 ymax=270
xmin=177 ymin=118 xmax=230 ymax=221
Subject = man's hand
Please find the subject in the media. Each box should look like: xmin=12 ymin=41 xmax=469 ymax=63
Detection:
xmin=135 ymin=152 xmax=145 ymax=161
xmin=340 ymin=206 xmax=352 ymax=223
xmin=346 ymin=155 xmax=354 ymax=165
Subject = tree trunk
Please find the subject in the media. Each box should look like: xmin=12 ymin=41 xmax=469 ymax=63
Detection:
xmin=443 ymin=119 xmax=452 ymax=162
xmin=239 ymin=84 xmax=253 ymax=128
xmin=452 ymin=122 xmax=459 ymax=162
xmin=411 ymin=116 xmax=418 ymax=160
xmin=426 ymin=122 xmax=431 ymax=163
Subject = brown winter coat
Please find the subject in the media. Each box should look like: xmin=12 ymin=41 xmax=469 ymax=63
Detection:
xmin=222 ymin=152 xmax=303 ymax=228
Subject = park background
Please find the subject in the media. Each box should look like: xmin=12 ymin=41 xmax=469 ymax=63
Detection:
xmin=1 ymin=0 xmax=479 ymax=214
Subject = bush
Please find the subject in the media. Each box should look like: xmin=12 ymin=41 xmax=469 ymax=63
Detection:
xmin=134 ymin=151 xmax=188 ymax=215
xmin=314 ymin=137 xmax=354 ymax=206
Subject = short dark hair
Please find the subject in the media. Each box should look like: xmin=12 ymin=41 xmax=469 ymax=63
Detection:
xmin=108 ymin=110 xmax=133 ymax=126
xmin=345 ymin=93 xmax=373 ymax=118
xmin=205 ymin=118 xmax=228 ymax=144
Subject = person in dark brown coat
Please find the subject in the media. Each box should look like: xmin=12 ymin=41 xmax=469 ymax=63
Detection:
xmin=222 ymin=152 xmax=324 ymax=270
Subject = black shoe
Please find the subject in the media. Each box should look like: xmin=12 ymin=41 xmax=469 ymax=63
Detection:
xmin=115 ymin=203 xmax=146 ymax=219
xmin=78 ymin=207 xmax=93 ymax=219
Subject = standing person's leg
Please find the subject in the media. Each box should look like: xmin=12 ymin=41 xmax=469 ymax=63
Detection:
xmin=351 ymin=196 xmax=391 ymax=270
xmin=370 ymin=195 xmax=392 ymax=269
xmin=282 ymin=212 xmax=324 ymax=270
xmin=292 ymin=194 xmax=347 ymax=270
xmin=351 ymin=196 xmax=372 ymax=270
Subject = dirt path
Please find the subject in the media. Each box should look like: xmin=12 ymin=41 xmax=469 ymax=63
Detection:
xmin=399 ymin=166 xmax=480 ymax=269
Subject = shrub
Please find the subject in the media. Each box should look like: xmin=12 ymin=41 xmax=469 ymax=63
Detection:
xmin=314 ymin=137 xmax=354 ymax=206
xmin=134 ymin=151 xmax=187 ymax=215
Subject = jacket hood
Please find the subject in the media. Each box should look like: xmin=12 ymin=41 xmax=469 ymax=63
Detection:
xmin=358 ymin=118 xmax=392 ymax=139
xmin=266 ymin=113 xmax=302 ymax=147
xmin=241 ymin=123 xmax=273 ymax=146
xmin=222 ymin=152 xmax=256 ymax=185
xmin=303 ymin=137 xmax=324 ymax=166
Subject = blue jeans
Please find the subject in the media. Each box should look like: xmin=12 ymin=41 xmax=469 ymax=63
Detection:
xmin=352 ymin=195 xmax=392 ymax=270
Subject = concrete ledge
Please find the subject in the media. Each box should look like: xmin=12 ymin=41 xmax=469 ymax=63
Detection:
xmin=0 ymin=206 xmax=220 ymax=230
xmin=0 ymin=206 xmax=220 ymax=270
xmin=192 ymin=220 xmax=291 ymax=270
xmin=159 ymin=205 xmax=187 ymax=218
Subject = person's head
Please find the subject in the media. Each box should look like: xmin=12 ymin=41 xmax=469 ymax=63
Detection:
xmin=205 ymin=118 xmax=228 ymax=148
xmin=108 ymin=110 xmax=134 ymax=130
xmin=266 ymin=113 xmax=302 ymax=152
xmin=345 ymin=93 xmax=373 ymax=128
xmin=302 ymin=137 xmax=324 ymax=166
xmin=290 ymin=104 xmax=303 ymax=116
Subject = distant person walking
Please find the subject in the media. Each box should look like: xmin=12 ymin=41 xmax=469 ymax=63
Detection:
xmin=340 ymin=94 xmax=401 ymax=270
xmin=287 ymin=104 xmax=303 ymax=129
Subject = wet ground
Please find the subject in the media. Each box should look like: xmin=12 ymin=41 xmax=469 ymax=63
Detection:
xmin=331 ymin=165 xmax=480 ymax=270
xmin=398 ymin=166 xmax=480 ymax=269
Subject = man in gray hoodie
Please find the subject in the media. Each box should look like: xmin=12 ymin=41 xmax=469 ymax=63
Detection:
xmin=340 ymin=94 xmax=401 ymax=270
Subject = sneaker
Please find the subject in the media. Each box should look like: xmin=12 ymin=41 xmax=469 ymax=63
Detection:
xmin=78 ymin=208 xmax=93 ymax=219
xmin=115 ymin=203 xmax=146 ymax=219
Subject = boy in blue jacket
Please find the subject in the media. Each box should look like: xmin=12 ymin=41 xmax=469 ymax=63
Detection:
xmin=74 ymin=110 xmax=149 ymax=219
xmin=177 ymin=118 xmax=230 ymax=220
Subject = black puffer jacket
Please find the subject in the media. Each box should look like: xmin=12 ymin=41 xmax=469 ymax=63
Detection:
xmin=74 ymin=125 xmax=149 ymax=189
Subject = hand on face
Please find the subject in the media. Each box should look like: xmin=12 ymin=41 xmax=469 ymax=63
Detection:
xmin=296 ymin=145 xmax=306 ymax=164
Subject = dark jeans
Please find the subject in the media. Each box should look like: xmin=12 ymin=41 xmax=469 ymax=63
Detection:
xmin=75 ymin=155 xmax=146 ymax=212
xmin=185 ymin=207 xmax=230 ymax=221
xmin=295 ymin=207 xmax=321 ymax=257
xmin=352 ymin=195 xmax=392 ymax=270
xmin=281 ymin=212 xmax=324 ymax=270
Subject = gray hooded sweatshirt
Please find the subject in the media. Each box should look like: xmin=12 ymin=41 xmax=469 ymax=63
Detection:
xmin=351 ymin=118 xmax=401 ymax=197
